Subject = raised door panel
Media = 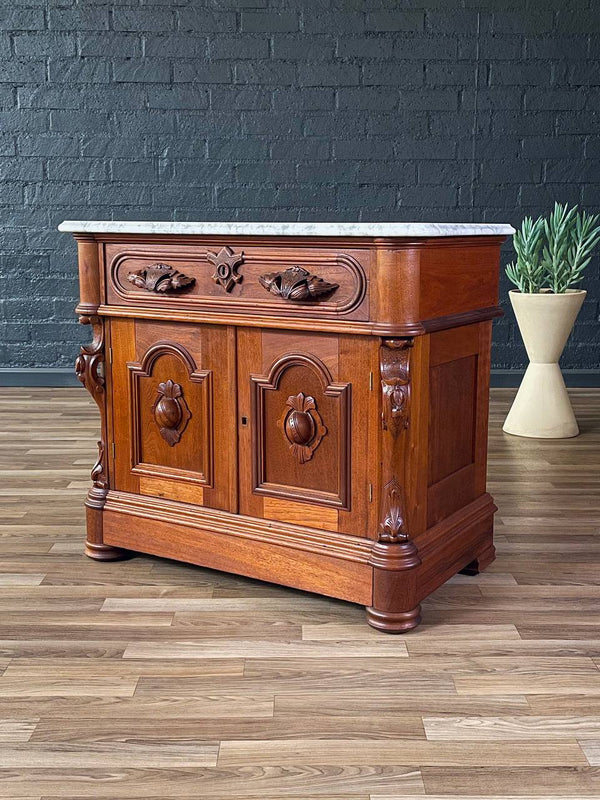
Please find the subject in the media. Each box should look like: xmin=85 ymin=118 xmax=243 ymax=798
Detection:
xmin=109 ymin=318 xmax=236 ymax=511
xmin=238 ymin=328 xmax=377 ymax=537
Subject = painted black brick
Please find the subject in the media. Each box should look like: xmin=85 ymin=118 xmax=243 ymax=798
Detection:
xmin=0 ymin=0 xmax=599 ymax=371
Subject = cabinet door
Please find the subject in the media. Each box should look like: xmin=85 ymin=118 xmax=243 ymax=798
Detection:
xmin=109 ymin=318 xmax=236 ymax=511
xmin=238 ymin=328 xmax=377 ymax=536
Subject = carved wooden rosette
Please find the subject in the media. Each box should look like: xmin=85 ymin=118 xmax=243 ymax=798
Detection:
xmin=127 ymin=263 xmax=195 ymax=293
xmin=207 ymin=246 xmax=244 ymax=292
xmin=152 ymin=379 xmax=191 ymax=446
xmin=278 ymin=391 xmax=327 ymax=464
xmin=75 ymin=315 xmax=108 ymax=493
xmin=259 ymin=266 xmax=338 ymax=302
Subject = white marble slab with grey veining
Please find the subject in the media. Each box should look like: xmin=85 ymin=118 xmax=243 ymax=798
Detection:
xmin=58 ymin=220 xmax=514 ymax=237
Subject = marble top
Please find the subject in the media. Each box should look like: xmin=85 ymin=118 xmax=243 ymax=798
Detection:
xmin=58 ymin=220 xmax=514 ymax=237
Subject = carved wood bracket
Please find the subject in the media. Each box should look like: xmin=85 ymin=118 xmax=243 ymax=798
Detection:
xmin=278 ymin=391 xmax=327 ymax=464
xmin=127 ymin=263 xmax=195 ymax=293
xmin=259 ymin=266 xmax=338 ymax=302
xmin=381 ymin=338 xmax=412 ymax=437
xmin=152 ymin=379 xmax=192 ymax=447
xmin=377 ymin=338 xmax=414 ymax=546
xmin=75 ymin=315 xmax=108 ymax=493
xmin=207 ymin=246 xmax=244 ymax=292
xmin=75 ymin=315 xmax=105 ymax=399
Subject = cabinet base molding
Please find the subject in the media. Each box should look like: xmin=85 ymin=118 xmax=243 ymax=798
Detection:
xmin=100 ymin=490 xmax=496 ymax=623
xmin=103 ymin=495 xmax=373 ymax=606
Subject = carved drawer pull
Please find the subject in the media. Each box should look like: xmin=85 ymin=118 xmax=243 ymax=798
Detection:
xmin=259 ymin=266 xmax=338 ymax=302
xmin=152 ymin=379 xmax=191 ymax=446
xmin=278 ymin=392 xmax=326 ymax=464
xmin=127 ymin=263 xmax=195 ymax=293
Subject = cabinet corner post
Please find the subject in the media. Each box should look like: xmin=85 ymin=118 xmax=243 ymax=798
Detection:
xmin=74 ymin=234 xmax=102 ymax=317
xmin=366 ymin=337 xmax=421 ymax=633
xmin=75 ymin=314 xmax=127 ymax=562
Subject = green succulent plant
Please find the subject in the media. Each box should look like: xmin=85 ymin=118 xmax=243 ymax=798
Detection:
xmin=506 ymin=202 xmax=600 ymax=293
xmin=506 ymin=215 xmax=545 ymax=294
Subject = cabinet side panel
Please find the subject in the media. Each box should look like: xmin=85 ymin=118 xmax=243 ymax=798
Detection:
xmin=419 ymin=243 xmax=501 ymax=320
xmin=426 ymin=324 xmax=487 ymax=527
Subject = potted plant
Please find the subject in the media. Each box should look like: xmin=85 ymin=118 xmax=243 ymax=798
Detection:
xmin=503 ymin=202 xmax=600 ymax=438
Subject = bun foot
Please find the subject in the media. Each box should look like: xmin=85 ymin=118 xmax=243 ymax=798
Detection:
xmin=365 ymin=604 xmax=421 ymax=633
xmin=85 ymin=540 xmax=130 ymax=561
xmin=460 ymin=543 xmax=495 ymax=575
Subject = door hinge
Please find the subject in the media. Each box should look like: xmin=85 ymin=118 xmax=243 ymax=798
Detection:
xmin=368 ymin=483 xmax=373 ymax=502
xmin=108 ymin=346 xmax=113 ymax=364
xmin=369 ymin=371 xmax=374 ymax=391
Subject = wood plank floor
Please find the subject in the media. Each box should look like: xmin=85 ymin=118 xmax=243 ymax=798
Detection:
xmin=0 ymin=386 xmax=599 ymax=799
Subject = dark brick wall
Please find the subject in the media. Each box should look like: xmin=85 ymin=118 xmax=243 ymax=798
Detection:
xmin=1 ymin=0 xmax=599 ymax=371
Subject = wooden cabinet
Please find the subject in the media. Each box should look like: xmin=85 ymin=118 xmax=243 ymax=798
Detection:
xmin=66 ymin=221 xmax=512 ymax=632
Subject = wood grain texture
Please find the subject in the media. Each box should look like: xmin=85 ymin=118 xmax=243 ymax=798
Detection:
xmin=0 ymin=386 xmax=598 ymax=797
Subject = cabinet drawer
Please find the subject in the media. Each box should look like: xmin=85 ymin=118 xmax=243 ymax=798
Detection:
xmin=104 ymin=241 xmax=369 ymax=320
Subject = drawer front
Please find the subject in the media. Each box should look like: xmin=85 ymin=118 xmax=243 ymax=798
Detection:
xmin=104 ymin=241 xmax=369 ymax=320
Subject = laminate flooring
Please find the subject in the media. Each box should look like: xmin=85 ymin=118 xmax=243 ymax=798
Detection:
xmin=0 ymin=386 xmax=599 ymax=798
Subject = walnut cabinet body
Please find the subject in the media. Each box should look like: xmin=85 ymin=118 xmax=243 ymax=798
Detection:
xmin=63 ymin=221 xmax=512 ymax=632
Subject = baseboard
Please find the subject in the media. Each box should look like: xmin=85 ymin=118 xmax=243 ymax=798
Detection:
xmin=1 ymin=367 xmax=599 ymax=389
xmin=0 ymin=368 xmax=79 ymax=387
xmin=490 ymin=369 xmax=600 ymax=388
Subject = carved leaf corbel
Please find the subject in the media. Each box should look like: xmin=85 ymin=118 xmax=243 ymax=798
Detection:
xmin=90 ymin=441 xmax=108 ymax=490
xmin=75 ymin=315 xmax=108 ymax=491
xmin=75 ymin=315 xmax=105 ymax=399
xmin=381 ymin=338 xmax=412 ymax=437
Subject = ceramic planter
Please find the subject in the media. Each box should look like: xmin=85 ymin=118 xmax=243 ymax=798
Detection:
xmin=503 ymin=289 xmax=586 ymax=439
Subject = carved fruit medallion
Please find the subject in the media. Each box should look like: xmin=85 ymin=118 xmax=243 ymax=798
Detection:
xmin=152 ymin=380 xmax=191 ymax=446
xmin=207 ymin=246 xmax=244 ymax=292
xmin=278 ymin=392 xmax=326 ymax=464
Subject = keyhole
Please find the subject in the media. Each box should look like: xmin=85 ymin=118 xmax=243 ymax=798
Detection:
xmin=241 ymin=415 xmax=248 ymax=426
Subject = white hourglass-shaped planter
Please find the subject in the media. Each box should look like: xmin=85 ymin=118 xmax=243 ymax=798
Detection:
xmin=503 ymin=289 xmax=586 ymax=439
